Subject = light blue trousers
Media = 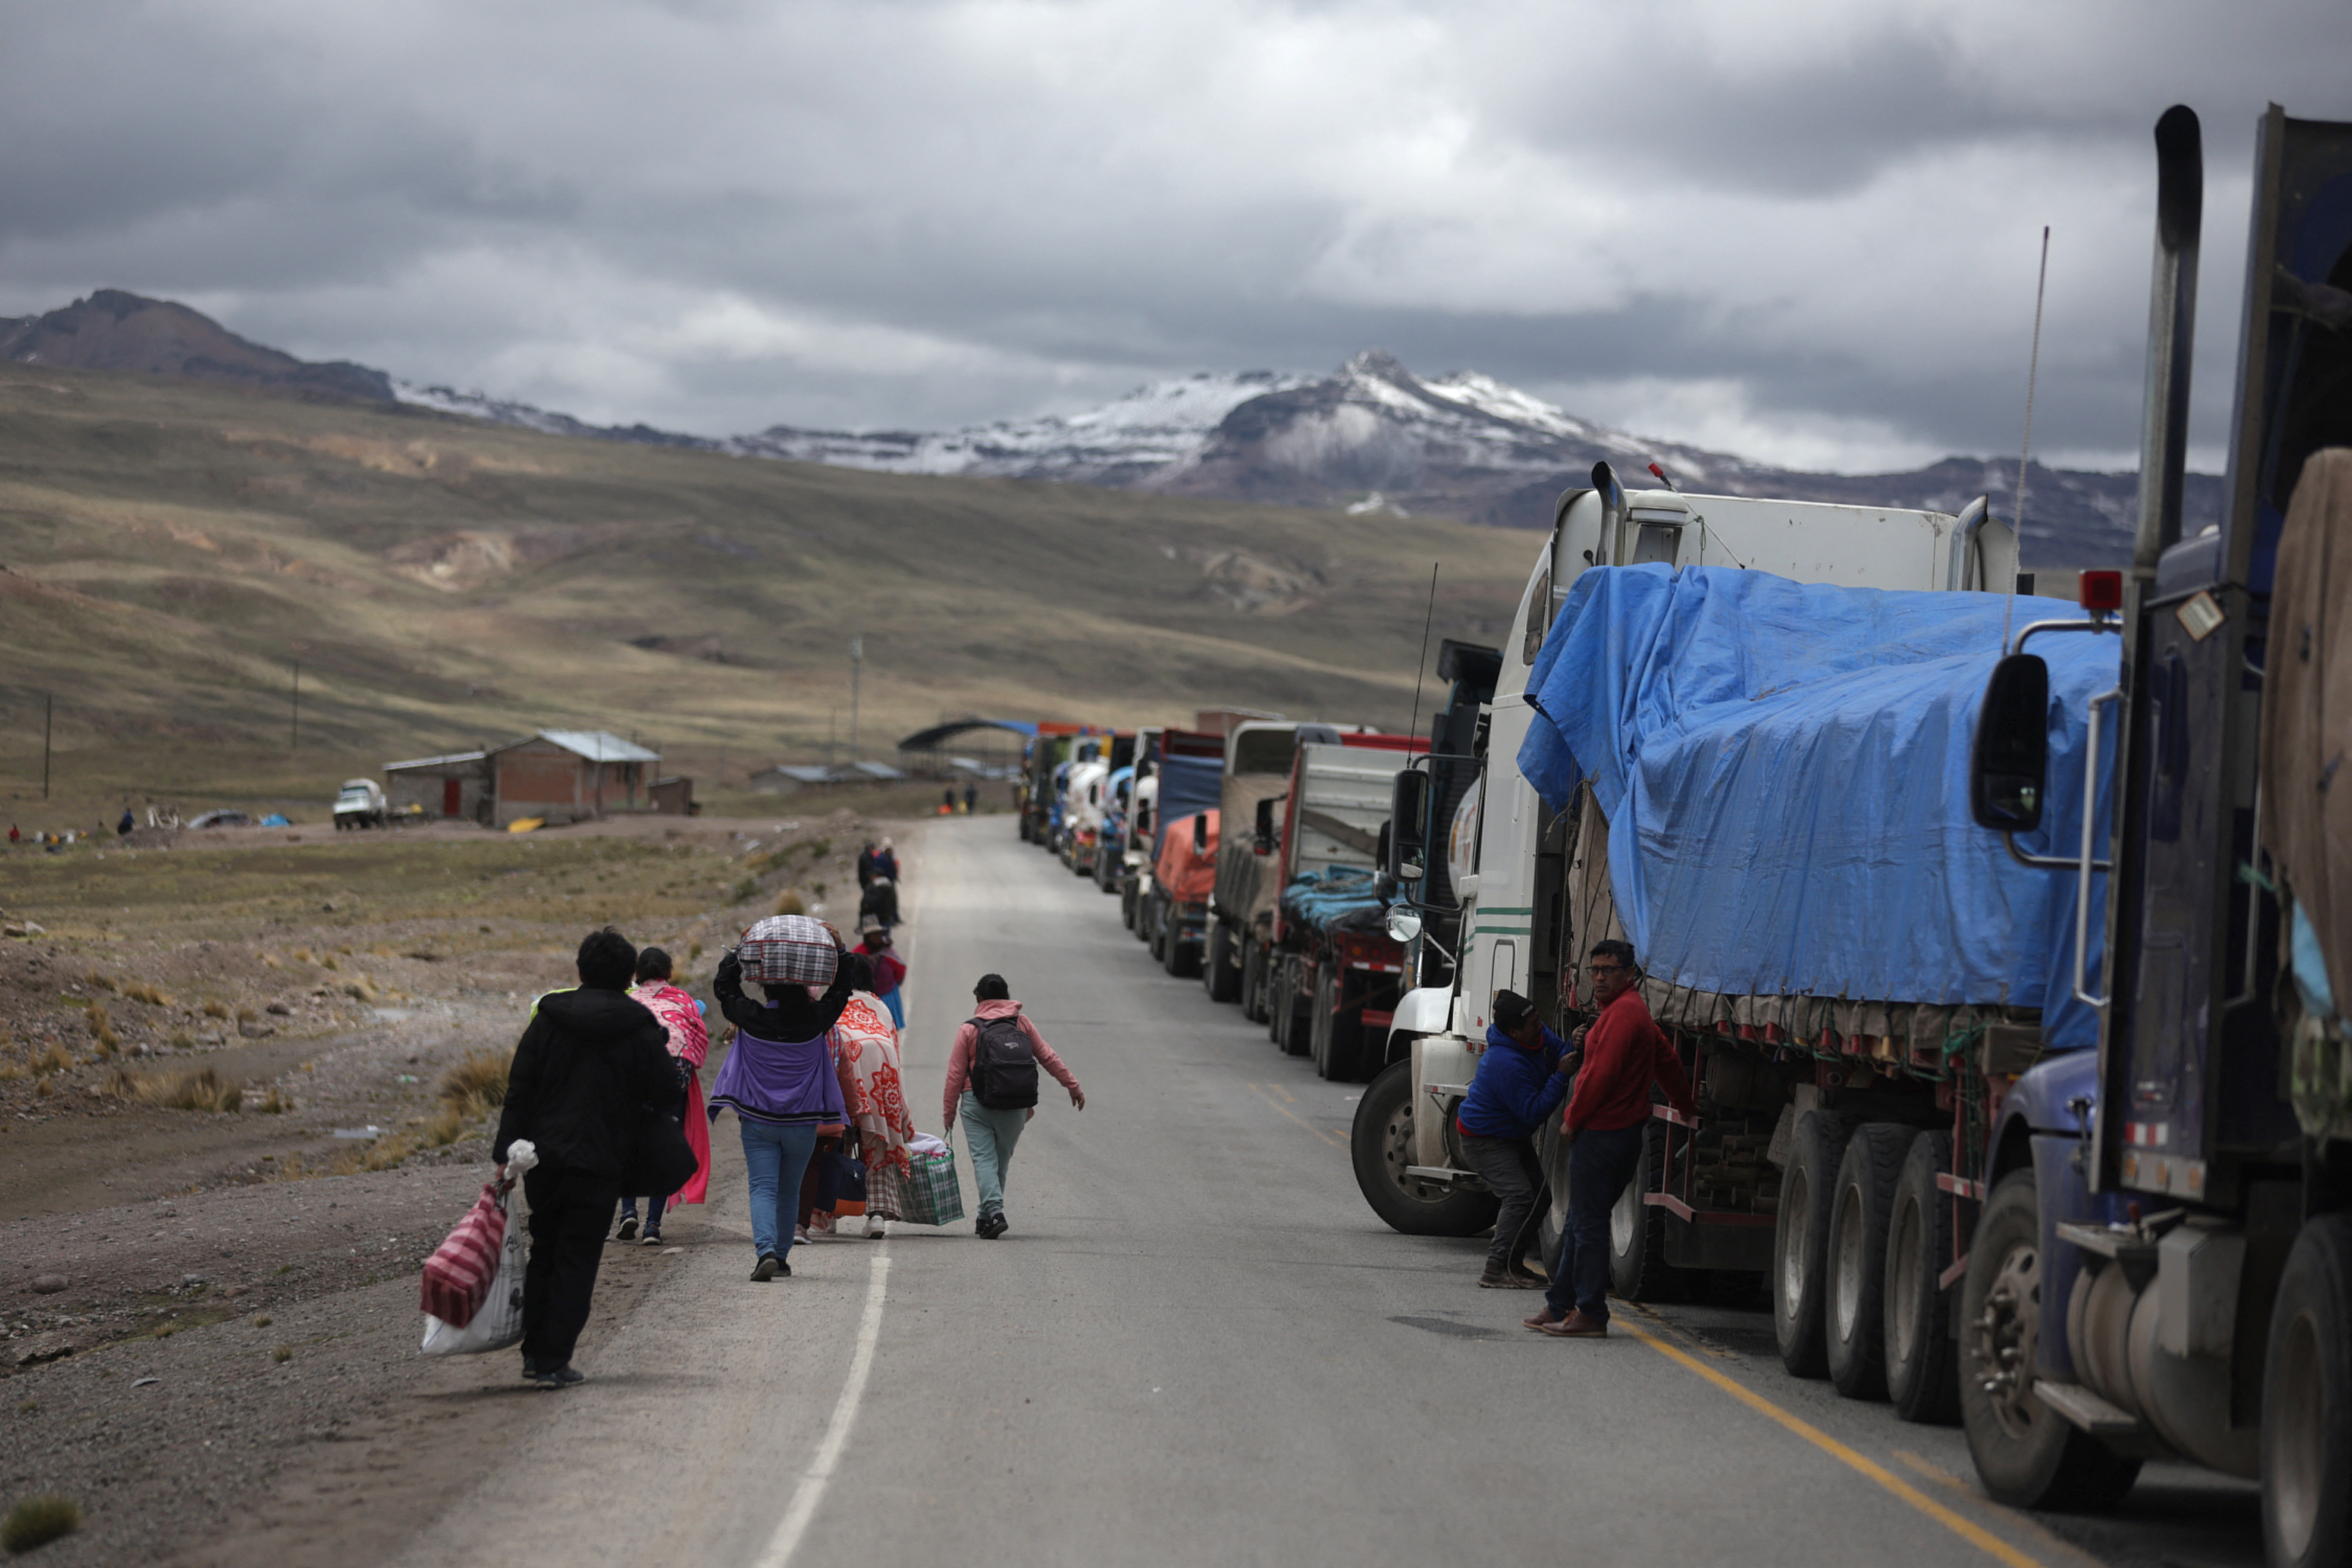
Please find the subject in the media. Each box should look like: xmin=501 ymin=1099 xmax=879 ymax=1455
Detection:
xmin=739 ymin=1119 xmax=820 ymax=1262
xmin=958 ymin=1091 xmax=1028 ymax=1218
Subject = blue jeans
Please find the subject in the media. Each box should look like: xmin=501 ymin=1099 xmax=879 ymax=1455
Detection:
xmin=958 ymin=1092 xmax=1028 ymax=1218
xmin=1544 ymin=1122 xmax=1646 ymax=1323
xmin=739 ymin=1120 xmax=820 ymax=1262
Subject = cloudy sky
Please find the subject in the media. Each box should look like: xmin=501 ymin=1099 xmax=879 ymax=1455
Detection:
xmin=5 ymin=0 xmax=2347 ymax=472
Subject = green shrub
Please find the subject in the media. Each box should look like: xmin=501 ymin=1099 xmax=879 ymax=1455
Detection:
xmin=1 ymin=1495 xmax=83 ymax=1553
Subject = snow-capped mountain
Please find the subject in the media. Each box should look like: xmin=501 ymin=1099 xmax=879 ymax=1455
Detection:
xmin=731 ymin=369 xmax=1316 ymax=485
xmin=4 ymin=291 xmax=2206 ymax=565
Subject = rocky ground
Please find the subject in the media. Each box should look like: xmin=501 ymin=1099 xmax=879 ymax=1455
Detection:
xmin=0 ymin=808 xmax=907 ymax=1563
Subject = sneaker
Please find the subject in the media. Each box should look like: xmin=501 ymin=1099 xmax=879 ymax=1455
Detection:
xmin=981 ymin=1211 xmax=1009 ymax=1240
xmin=1479 ymin=1267 xmax=1534 ymax=1289
xmin=865 ymin=1220 xmax=886 ymax=1240
xmin=520 ymin=1357 xmax=544 ymax=1382
xmin=1538 ymin=1310 xmax=1610 ymax=1339
xmin=615 ymin=1216 xmax=639 ymax=1242
xmin=640 ymin=1229 xmax=663 ymax=1247
xmin=1508 ymin=1262 xmax=1549 ymax=1287
xmin=794 ymin=1225 xmax=811 ymax=1245
xmin=536 ymin=1364 xmax=586 ymax=1388
xmin=751 ymin=1253 xmax=783 ymax=1282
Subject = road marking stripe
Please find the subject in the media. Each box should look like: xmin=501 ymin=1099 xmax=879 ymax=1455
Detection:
xmin=753 ymin=1251 xmax=891 ymax=1568
xmin=1892 ymin=1451 xmax=2107 ymax=1568
xmin=1248 ymin=1082 xmax=1344 ymax=1148
xmin=1617 ymin=1322 xmax=2047 ymax=1568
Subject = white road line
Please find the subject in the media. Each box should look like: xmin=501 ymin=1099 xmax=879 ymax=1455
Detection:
xmin=752 ymin=1250 xmax=892 ymax=1568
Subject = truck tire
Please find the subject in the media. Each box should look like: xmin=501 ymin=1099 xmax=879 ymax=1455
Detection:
xmin=1826 ymin=1122 xmax=1912 ymax=1401
xmin=1351 ymin=1058 xmax=1501 ymax=1238
xmin=1146 ymin=897 xmax=1168 ymax=964
xmin=1276 ymin=959 xmax=1310 ymax=1055
xmin=1773 ymin=1110 xmax=1854 ymax=1379
xmin=2263 ymin=1213 xmax=2352 ymax=1568
xmin=1609 ymin=1118 xmax=1689 ymax=1304
xmin=1960 ymin=1170 xmax=2140 ymax=1510
xmin=1206 ymin=924 xmax=1242 ymax=1003
xmin=1240 ymin=940 xmax=1265 ymax=1021
xmin=1122 ymin=881 xmax=1138 ymax=931
xmin=1885 ymin=1130 xmax=1960 ymax=1425
xmin=1312 ymin=966 xmax=1361 ymax=1080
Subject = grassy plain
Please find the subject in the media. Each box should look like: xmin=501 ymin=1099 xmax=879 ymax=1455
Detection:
xmin=0 ymin=363 xmax=1533 ymax=831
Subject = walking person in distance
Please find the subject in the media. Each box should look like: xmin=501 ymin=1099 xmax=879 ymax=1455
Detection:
xmin=491 ymin=927 xmax=678 ymax=1388
xmin=1455 ymin=989 xmax=1575 ymax=1289
xmin=942 ymin=974 xmax=1083 ymax=1238
xmin=1526 ymin=940 xmax=1697 ymax=1339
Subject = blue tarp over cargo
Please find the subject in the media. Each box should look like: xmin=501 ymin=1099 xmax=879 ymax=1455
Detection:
xmin=1518 ymin=564 xmax=2118 ymax=1050
xmin=1281 ymin=865 xmax=1388 ymax=935
xmin=1152 ymin=755 xmax=1223 ymax=860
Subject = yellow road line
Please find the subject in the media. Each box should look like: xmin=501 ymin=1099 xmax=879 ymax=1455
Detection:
xmin=1248 ymin=1082 xmax=1344 ymax=1148
xmin=1893 ymin=1452 xmax=2107 ymax=1568
xmin=1617 ymin=1322 xmax=2047 ymax=1568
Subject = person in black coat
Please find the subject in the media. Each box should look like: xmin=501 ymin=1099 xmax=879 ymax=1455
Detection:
xmin=492 ymin=927 xmax=675 ymax=1388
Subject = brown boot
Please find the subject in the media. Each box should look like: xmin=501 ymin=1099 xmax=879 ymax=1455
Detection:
xmin=1538 ymin=1310 xmax=1609 ymax=1339
xmin=1522 ymin=1306 xmax=1562 ymax=1331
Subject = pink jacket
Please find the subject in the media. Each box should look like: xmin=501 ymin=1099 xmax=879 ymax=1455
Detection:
xmin=943 ymin=999 xmax=1079 ymax=1125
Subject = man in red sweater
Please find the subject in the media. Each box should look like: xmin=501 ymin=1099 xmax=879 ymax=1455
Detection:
xmin=1526 ymin=938 xmax=1697 ymax=1339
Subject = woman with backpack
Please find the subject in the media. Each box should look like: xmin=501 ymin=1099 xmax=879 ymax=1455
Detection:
xmin=941 ymin=973 xmax=1084 ymax=1238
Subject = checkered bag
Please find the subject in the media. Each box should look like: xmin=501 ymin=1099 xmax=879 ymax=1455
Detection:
xmin=738 ymin=915 xmax=838 ymax=987
xmin=419 ymin=1181 xmax=508 ymax=1328
xmin=896 ymin=1134 xmax=965 ymax=1226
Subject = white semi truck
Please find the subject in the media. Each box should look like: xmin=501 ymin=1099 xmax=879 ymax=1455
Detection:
xmin=1352 ymin=474 xmax=2014 ymax=1242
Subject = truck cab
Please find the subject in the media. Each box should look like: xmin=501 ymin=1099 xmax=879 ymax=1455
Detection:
xmin=333 ymin=778 xmax=387 ymax=830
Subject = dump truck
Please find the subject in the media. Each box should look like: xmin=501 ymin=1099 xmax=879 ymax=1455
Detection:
xmin=1123 ymin=728 xmax=1224 ymax=932
xmin=1203 ymin=720 xmax=1377 ymax=1005
xmin=1146 ymin=809 xmax=1219 ymax=976
xmin=1240 ymin=735 xmax=1429 ymax=1081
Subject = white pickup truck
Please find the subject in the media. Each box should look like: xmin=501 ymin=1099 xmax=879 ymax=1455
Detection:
xmin=332 ymin=778 xmax=388 ymax=830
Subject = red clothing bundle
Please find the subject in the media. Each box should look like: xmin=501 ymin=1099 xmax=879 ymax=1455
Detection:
xmin=1562 ymin=987 xmax=1697 ymax=1134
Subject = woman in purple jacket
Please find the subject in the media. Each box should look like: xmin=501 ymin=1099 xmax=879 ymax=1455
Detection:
xmin=709 ymin=945 xmax=857 ymax=1279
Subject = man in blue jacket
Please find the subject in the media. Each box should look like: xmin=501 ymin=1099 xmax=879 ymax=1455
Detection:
xmin=1457 ymin=990 xmax=1576 ymax=1289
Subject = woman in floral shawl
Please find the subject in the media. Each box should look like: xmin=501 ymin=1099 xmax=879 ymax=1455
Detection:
xmin=618 ymin=946 xmax=711 ymax=1243
xmin=829 ymin=959 xmax=915 ymax=1238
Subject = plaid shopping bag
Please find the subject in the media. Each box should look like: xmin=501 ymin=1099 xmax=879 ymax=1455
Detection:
xmin=419 ymin=1182 xmax=508 ymax=1328
xmin=898 ymin=1139 xmax=965 ymax=1226
xmin=738 ymin=915 xmax=838 ymax=986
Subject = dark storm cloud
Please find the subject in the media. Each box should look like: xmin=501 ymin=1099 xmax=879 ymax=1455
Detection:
xmin=1 ymin=0 xmax=2346 ymax=470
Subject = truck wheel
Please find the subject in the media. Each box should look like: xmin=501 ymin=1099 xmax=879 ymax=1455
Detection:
xmin=1240 ymin=940 xmax=1264 ymax=1021
xmin=1281 ymin=963 xmax=1311 ymax=1056
xmin=1165 ymin=917 xmax=1198 ymax=978
xmin=1609 ymin=1119 xmax=1688 ymax=1304
xmin=1960 ymin=1170 xmax=2140 ymax=1510
xmin=1351 ymin=1059 xmax=1501 ymax=1238
xmin=1885 ymin=1130 xmax=1960 ymax=1425
xmin=1122 ymin=882 xmax=1138 ymax=931
xmin=1146 ymin=897 xmax=1167 ymax=964
xmin=1826 ymin=1122 xmax=1911 ymax=1401
xmin=1206 ymin=924 xmax=1242 ymax=1003
xmin=2263 ymin=1213 xmax=2352 ymax=1568
xmin=1310 ymin=966 xmax=1341 ymax=1078
xmin=1773 ymin=1110 xmax=1854 ymax=1379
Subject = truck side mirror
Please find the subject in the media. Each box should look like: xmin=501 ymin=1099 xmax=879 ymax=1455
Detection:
xmin=1254 ymin=797 xmax=1278 ymax=855
xmin=1386 ymin=909 xmax=1423 ymax=944
xmin=1192 ymin=813 xmax=1209 ymax=854
xmin=1970 ymin=653 xmax=2050 ymax=833
xmin=1388 ymin=769 xmax=1430 ymax=881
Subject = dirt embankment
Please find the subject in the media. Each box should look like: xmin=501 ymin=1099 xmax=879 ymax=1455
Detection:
xmin=0 ymin=809 xmax=904 ymax=1563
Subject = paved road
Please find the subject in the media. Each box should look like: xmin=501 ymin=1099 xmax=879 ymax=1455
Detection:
xmin=392 ymin=817 xmax=2264 ymax=1568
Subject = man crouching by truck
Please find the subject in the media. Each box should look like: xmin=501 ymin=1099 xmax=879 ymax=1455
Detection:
xmin=1457 ymin=990 xmax=1575 ymax=1289
xmin=1526 ymin=940 xmax=1697 ymax=1339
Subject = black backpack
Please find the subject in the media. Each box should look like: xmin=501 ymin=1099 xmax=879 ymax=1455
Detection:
xmin=968 ymin=1014 xmax=1040 ymax=1110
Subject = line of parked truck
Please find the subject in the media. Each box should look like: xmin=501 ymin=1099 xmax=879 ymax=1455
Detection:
xmin=1012 ymin=105 xmax=2352 ymax=1568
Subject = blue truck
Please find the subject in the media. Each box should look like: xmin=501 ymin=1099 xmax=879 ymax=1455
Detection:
xmin=1958 ymin=103 xmax=2352 ymax=1563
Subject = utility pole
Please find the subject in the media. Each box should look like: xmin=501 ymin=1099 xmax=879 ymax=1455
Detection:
xmin=290 ymin=661 xmax=301 ymax=751
xmin=42 ymin=692 xmax=52 ymax=801
xmin=828 ymin=709 xmax=837 ymax=766
xmin=849 ymin=635 xmax=864 ymax=764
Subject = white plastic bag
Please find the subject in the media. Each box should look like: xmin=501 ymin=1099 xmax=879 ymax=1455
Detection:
xmin=421 ymin=1158 xmax=532 ymax=1356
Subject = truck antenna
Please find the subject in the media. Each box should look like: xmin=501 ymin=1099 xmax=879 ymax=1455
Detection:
xmin=2002 ymin=224 xmax=2052 ymax=650
xmin=1406 ymin=562 xmax=1439 ymax=747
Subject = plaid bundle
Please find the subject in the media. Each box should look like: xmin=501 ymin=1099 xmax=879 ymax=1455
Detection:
xmin=739 ymin=915 xmax=839 ymax=987
xmin=419 ymin=1183 xmax=509 ymax=1328
xmin=897 ymin=1143 xmax=966 ymax=1227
